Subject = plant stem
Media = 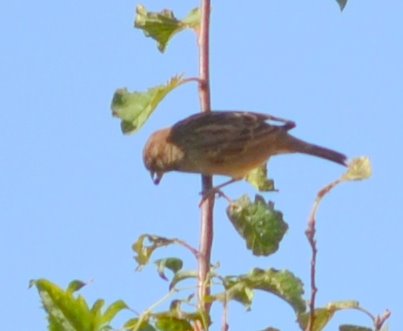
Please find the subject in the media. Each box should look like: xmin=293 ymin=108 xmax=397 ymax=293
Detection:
xmin=198 ymin=0 xmax=211 ymax=112
xmin=305 ymin=178 xmax=342 ymax=331
xmin=197 ymin=0 xmax=214 ymax=318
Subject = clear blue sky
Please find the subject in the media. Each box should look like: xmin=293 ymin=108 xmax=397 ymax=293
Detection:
xmin=1 ymin=0 xmax=402 ymax=330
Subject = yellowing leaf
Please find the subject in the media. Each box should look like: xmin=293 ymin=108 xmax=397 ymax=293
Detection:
xmin=343 ymin=157 xmax=372 ymax=181
xmin=245 ymin=164 xmax=276 ymax=192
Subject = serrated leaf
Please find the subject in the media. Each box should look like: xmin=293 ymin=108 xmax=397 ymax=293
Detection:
xmin=226 ymin=195 xmax=288 ymax=256
xmin=336 ymin=0 xmax=348 ymax=11
xmin=31 ymin=279 xmax=126 ymax=331
xmin=135 ymin=5 xmax=200 ymax=52
xmin=343 ymin=157 xmax=372 ymax=181
xmin=155 ymin=258 xmax=183 ymax=281
xmin=221 ymin=268 xmax=305 ymax=313
xmin=111 ymin=76 xmax=185 ymax=134
xmin=245 ymin=164 xmax=276 ymax=192
xmin=339 ymin=325 xmax=372 ymax=331
xmin=298 ymin=301 xmax=361 ymax=331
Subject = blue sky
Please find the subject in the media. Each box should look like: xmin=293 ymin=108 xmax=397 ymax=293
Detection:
xmin=1 ymin=0 xmax=402 ymax=330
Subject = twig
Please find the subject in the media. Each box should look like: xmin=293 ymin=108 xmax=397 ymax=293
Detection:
xmin=182 ymin=76 xmax=201 ymax=85
xmin=133 ymin=287 xmax=179 ymax=331
xmin=173 ymin=238 xmax=200 ymax=259
xmin=356 ymin=307 xmax=391 ymax=331
xmin=305 ymin=178 xmax=342 ymax=331
xmin=221 ymin=295 xmax=229 ymax=331
xmin=374 ymin=310 xmax=391 ymax=330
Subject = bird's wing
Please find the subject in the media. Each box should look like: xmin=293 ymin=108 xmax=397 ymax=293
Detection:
xmin=169 ymin=111 xmax=289 ymax=161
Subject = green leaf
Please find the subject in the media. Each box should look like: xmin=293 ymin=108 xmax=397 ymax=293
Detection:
xmin=169 ymin=270 xmax=198 ymax=290
xmin=298 ymin=308 xmax=334 ymax=331
xmin=127 ymin=308 xmax=207 ymax=331
xmin=245 ymin=164 xmax=276 ymax=192
xmin=135 ymin=5 xmax=200 ymax=52
xmin=226 ymin=195 xmax=288 ymax=256
xmin=101 ymin=300 xmax=128 ymax=326
xmin=220 ymin=268 xmax=306 ymax=313
xmin=155 ymin=316 xmax=192 ymax=331
xmin=133 ymin=234 xmax=177 ymax=269
xmin=125 ymin=318 xmax=156 ymax=331
xmin=182 ymin=8 xmax=201 ymax=30
xmin=67 ymin=280 xmax=86 ymax=293
xmin=111 ymin=76 xmax=185 ymax=134
xmin=336 ymin=0 xmax=348 ymax=11
xmin=31 ymin=279 xmax=127 ymax=331
xmin=298 ymin=301 xmax=360 ymax=331
xmin=155 ymin=258 xmax=184 ymax=281
xmin=342 ymin=157 xmax=372 ymax=181
xmin=154 ymin=303 xmax=207 ymax=330
xmin=91 ymin=299 xmax=105 ymax=316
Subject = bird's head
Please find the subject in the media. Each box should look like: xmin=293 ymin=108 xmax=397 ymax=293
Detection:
xmin=143 ymin=128 xmax=184 ymax=184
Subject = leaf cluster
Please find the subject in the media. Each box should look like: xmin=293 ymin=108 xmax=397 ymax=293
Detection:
xmin=30 ymin=279 xmax=127 ymax=331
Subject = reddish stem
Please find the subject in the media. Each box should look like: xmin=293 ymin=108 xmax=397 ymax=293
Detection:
xmin=197 ymin=0 xmax=214 ymax=319
xmin=305 ymin=179 xmax=342 ymax=331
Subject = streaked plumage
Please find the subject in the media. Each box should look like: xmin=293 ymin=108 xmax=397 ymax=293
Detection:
xmin=143 ymin=111 xmax=347 ymax=184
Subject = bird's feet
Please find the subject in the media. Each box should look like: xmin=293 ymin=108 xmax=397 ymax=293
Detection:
xmin=199 ymin=187 xmax=232 ymax=207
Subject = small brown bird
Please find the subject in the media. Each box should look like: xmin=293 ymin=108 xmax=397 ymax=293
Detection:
xmin=143 ymin=111 xmax=347 ymax=185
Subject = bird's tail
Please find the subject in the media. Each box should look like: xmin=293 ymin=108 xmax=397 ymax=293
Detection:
xmin=285 ymin=135 xmax=347 ymax=166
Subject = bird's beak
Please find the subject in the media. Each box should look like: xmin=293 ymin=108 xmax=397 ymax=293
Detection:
xmin=150 ymin=171 xmax=163 ymax=185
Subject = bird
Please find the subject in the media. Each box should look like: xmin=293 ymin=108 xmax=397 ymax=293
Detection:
xmin=143 ymin=111 xmax=347 ymax=187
